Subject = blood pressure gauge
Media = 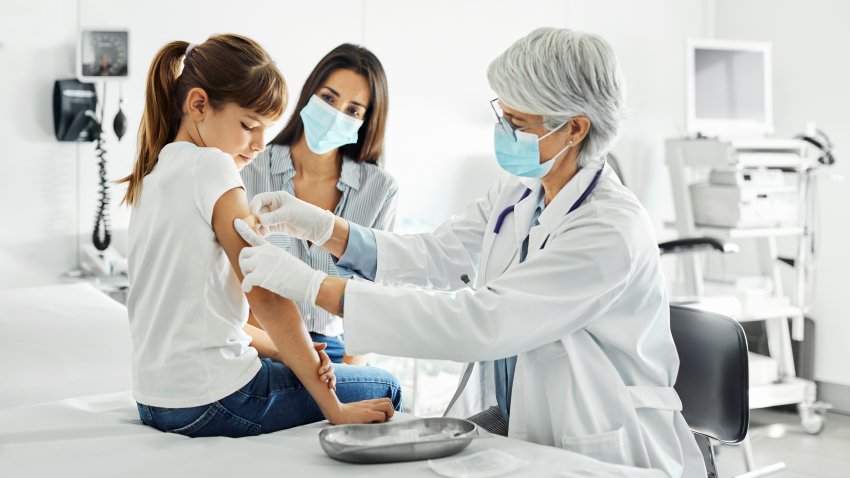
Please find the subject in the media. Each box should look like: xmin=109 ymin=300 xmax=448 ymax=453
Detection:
xmin=77 ymin=30 xmax=129 ymax=81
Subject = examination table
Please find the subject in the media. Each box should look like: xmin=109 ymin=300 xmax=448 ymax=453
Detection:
xmin=0 ymin=283 xmax=665 ymax=478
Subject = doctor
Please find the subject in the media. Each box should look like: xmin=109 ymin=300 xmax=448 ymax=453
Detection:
xmin=234 ymin=27 xmax=705 ymax=477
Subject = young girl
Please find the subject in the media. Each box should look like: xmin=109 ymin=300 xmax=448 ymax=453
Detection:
xmin=241 ymin=44 xmax=396 ymax=365
xmin=119 ymin=34 xmax=401 ymax=438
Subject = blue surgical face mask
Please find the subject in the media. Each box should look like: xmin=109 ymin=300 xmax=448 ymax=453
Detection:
xmin=494 ymin=120 xmax=570 ymax=178
xmin=300 ymin=95 xmax=364 ymax=154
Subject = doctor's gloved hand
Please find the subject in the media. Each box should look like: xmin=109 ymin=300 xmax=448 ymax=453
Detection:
xmin=234 ymin=219 xmax=328 ymax=305
xmin=250 ymin=191 xmax=336 ymax=245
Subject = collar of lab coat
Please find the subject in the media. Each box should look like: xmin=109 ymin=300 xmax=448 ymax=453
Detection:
xmin=269 ymin=144 xmax=362 ymax=191
xmin=537 ymin=163 xmax=605 ymax=235
xmin=511 ymin=182 xmax=544 ymax=245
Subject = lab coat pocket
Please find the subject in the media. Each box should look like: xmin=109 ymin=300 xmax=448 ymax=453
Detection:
xmin=561 ymin=426 xmax=628 ymax=465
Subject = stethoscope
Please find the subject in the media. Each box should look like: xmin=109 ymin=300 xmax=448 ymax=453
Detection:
xmin=492 ymin=166 xmax=604 ymax=250
xmin=448 ymin=165 xmax=607 ymax=418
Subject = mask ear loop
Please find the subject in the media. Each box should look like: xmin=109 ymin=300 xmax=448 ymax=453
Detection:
xmin=542 ymin=140 xmax=573 ymax=165
xmin=538 ymin=119 xmax=569 ymax=141
xmin=539 ymin=119 xmax=573 ymax=164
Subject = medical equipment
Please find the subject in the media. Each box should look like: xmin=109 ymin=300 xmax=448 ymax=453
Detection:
xmin=709 ymin=168 xmax=785 ymax=187
xmin=318 ymin=417 xmax=477 ymax=463
xmin=54 ymin=79 xmax=124 ymax=264
xmin=444 ymin=166 xmax=605 ymax=437
xmin=113 ymin=87 xmax=127 ymax=140
xmin=492 ymin=167 xmax=603 ymax=237
xmin=54 ymin=28 xmax=130 ymax=279
xmin=53 ymin=79 xmax=100 ymax=142
xmin=492 ymin=188 xmax=532 ymax=234
xmin=690 ymin=183 xmax=799 ymax=228
xmin=76 ymin=30 xmax=129 ymax=81
xmin=671 ymin=34 xmax=839 ymax=449
xmin=686 ymin=38 xmax=773 ymax=139
xmin=666 ymin=136 xmax=833 ymax=447
xmin=53 ymin=79 xmax=112 ymax=252
xmin=796 ymin=126 xmax=836 ymax=166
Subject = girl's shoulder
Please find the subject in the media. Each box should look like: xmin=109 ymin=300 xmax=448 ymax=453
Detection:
xmin=159 ymin=142 xmax=234 ymax=175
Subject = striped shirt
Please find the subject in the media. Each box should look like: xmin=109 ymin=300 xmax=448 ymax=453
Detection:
xmin=241 ymin=144 xmax=398 ymax=336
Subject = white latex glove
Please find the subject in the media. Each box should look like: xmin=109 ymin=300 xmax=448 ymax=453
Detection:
xmin=250 ymin=191 xmax=336 ymax=245
xmin=235 ymin=219 xmax=327 ymax=305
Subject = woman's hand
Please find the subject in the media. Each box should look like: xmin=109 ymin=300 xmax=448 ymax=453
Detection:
xmin=314 ymin=342 xmax=336 ymax=391
xmin=250 ymin=191 xmax=335 ymax=245
xmin=326 ymin=398 xmax=396 ymax=425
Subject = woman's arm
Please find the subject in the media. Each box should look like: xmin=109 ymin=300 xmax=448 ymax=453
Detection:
xmin=322 ymin=216 xmax=351 ymax=259
xmin=213 ymin=187 xmax=393 ymax=424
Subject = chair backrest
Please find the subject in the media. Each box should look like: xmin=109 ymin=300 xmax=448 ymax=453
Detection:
xmin=670 ymin=304 xmax=750 ymax=444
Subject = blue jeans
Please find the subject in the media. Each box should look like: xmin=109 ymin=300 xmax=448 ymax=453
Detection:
xmin=137 ymin=358 xmax=402 ymax=438
xmin=310 ymin=332 xmax=345 ymax=364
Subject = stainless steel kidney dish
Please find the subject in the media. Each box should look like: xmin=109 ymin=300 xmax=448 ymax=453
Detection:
xmin=318 ymin=417 xmax=478 ymax=464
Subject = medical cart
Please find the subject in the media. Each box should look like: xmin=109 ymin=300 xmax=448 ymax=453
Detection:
xmin=665 ymin=137 xmax=831 ymax=475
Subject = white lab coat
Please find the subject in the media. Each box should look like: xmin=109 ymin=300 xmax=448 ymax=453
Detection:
xmin=343 ymin=164 xmax=706 ymax=478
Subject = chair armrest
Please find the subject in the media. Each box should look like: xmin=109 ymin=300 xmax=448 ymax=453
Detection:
xmin=658 ymin=237 xmax=739 ymax=255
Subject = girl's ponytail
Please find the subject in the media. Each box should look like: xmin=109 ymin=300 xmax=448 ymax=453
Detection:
xmin=118 ymin=41 xmax=188 ymax=206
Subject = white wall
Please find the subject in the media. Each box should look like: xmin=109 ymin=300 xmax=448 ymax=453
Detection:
xmin=1 ymin=1 xmax=82 ymax=286
xmin=0 ymin=0 xmax=712 ymax=288
xmin=715 ymin=0 xmax=850 ymax=387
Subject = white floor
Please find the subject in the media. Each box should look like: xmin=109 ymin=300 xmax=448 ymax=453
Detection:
xmin=715 ymin=409 xmax=850 ymax=478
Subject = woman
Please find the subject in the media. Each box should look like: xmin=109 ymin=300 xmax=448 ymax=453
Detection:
xmin=241 ymin=43 xmax=396 ymax=365
xmin=120 ymin=34 xmax=399 ymax=438
xmin=234 ymin=28 xmax=705 ymax=476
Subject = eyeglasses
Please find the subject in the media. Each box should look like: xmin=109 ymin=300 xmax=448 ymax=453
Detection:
xmin=490 ymin=98 xmax=545 ymax=143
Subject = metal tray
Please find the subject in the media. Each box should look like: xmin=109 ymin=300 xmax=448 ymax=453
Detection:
xmin=318 ymin=417 xmax=478 ymax=464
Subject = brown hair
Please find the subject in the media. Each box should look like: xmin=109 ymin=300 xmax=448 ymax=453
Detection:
xmin=270 ymin=43 xmax=387 ymax=165
xmin=119 ymin=34 xmax=287 ymax=205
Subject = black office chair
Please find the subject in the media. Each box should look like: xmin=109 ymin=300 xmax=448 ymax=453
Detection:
xmin=670 ymin=304 xmax=750 ymax=478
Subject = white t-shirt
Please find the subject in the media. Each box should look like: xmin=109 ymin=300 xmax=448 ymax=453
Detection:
xmin=127 ymin=141 xmax=261 ymax=408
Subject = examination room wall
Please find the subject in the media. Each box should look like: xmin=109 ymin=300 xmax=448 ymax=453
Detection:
xmin=716 ymin=0 xmax=850 ymax=406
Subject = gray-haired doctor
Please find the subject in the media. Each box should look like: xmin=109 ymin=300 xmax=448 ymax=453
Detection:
xmin=233 ymin=27 xmax=705 ymax=477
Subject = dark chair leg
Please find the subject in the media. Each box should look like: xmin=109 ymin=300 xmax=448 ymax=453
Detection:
xmin=694 ymin=433 xmax=717 ymax=478
xmin=466 ymin=406 xmax=509 ymax=436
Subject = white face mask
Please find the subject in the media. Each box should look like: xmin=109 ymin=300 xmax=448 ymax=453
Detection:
xmin=300 ymin=95 xmax=364 ymax=154
xmin=493 ymin=118 xmax=570 ymax=178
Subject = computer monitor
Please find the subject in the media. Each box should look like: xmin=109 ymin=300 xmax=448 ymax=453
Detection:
xmin=686 ymin=39 xmax=773 ymax=138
